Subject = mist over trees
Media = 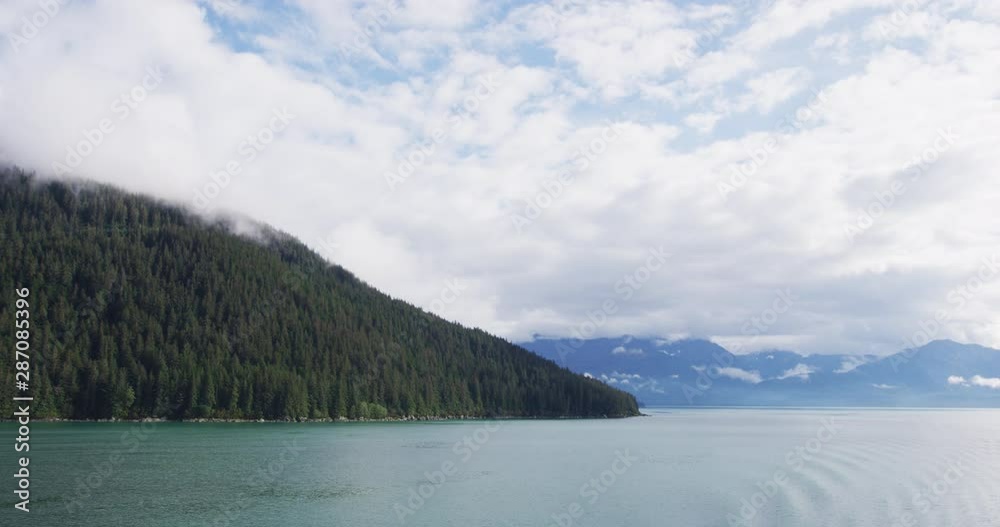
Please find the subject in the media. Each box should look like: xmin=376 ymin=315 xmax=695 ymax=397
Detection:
xmin=0 ymin=169 xmax=638 ymax=420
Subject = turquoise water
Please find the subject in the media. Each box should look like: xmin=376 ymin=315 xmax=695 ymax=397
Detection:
xmin=2 ymin=409 xmax=999 ymax=526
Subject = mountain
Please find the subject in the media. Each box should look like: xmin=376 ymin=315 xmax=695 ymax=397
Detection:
xmin=521 ymin=336 xmax=1000 ymax=407
xmin=0 ymin=169 xmax=638 ymax=420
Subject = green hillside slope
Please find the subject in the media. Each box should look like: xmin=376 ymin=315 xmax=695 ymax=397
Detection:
xmin=0 ymin=169 xmax=638 ymax=420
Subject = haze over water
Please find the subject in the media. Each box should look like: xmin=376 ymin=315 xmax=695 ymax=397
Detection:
xmin=4 ymin=409 xmax=999 ymax=526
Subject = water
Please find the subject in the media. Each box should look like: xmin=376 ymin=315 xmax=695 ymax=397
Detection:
xmin=2 ymin=409 xmax=999 ymax=526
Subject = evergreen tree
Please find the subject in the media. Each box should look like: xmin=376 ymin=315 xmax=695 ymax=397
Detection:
xmin=0 ymin=169 xmax=639 ymax=420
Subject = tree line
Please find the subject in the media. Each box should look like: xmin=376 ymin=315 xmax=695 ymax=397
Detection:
xmin=0 ymin=169 xmax=639 ymax=420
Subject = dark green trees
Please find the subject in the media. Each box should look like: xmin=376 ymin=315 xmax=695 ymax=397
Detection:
xmin=0 ymin=169 xmax=639 ymax=420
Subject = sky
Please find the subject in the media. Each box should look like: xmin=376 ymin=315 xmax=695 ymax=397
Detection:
xmin=1 ymin=0 xmax=999 ymax=355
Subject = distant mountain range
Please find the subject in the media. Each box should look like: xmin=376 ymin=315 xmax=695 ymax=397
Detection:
xmin=520 ymin=336 xmax=1000 ymax=407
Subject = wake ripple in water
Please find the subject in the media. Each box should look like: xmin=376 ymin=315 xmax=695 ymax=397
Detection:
xmin=738 ymin=414 xmax=1000 ymax=527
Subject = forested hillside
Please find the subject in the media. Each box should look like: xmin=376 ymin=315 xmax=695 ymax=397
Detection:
xmin=0 ymin=169 xmax=638 ymax=420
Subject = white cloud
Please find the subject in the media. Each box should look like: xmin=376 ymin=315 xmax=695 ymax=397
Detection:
xmin=599 ymin=371 xmax=663 ymax=393
xmin=777 ymin=364 xmax=817 ymax=381
xmin=872 ymin=383 xmax=897 ymax=389
xmin=863 ymin=5 xmax=944 ymax=42
xmin=811 ymin=31 xmax=854 ymax=65
xmin=946 ymin=375 xmax=1000 ymax=388
xmin=948 ymin=375 xmax=1000 ymax=390
xmin=736 ymin=67 xmax=811 ymax=114
xmin=973 ymin=0 xmax=1000 ymax=21
xmin=396 ymin=0 xmax=483 ymax=29
xmin=612 ymin=346 xmax=644 ymax=355
xmin=733 ymin=0 xmax=890 ymax=52
xmin=717 ymin=367 xmax=763 ymax=384
xmin=2 ymin=0 xmax=1000 ymax=357
xmin=201 ymin=0 xmax=261 ymax=22
xmin=684 ymin=111 xmax=723 ymax=134
xmin=836 ymin=356 xmax=873 ymax=373
xmin=971 ymin=375 xmax=1000 ymax=389
xmin=509 ymin=0 xmax=739 ymax=99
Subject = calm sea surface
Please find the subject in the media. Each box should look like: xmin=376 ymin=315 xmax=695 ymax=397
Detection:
xmin=2 ymin=408 xmax=999 ymax=526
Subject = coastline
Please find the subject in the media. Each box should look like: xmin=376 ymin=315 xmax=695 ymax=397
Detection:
xmin=4 ymin=413 xmax=644 ymax=424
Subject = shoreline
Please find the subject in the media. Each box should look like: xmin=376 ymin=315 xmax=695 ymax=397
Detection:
xmin=2 ymin=413 xmax=644 ymax=424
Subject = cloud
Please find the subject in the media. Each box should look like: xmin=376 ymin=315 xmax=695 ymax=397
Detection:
xmin=2 ymin=0 xmax=1000 ymax=357
xmin=395 ymin=0 xmax=483 ymax=29
xmin=684 ymin=111 xmax=723 ymax=134
xmin=599 ymin=371 xmax=664 ymax=393
xmin=716 ymin=367 xmax=763 ymax=384
xmin=732 ymin=0 xmax=884 ymax=52
xmin=508 ymin=0 xmax=710 ymax=99
xmin=972 ymin=375 xmax=1000 ymax=389
xmin=872 ymin=383 xmax=897 ymax=389
xmin=736 ymin=67 xmax=811 ymax=114
xmin=950 ymin=375 xmax=1000 ymax=389
xmin=777 ymin=364 xmax=817 ymax=381
xmin=612 ymin=346 xmax=644 ymax=355
xmin=811 ymin=31 xmax=854 ymax=65
xmin=836 ymin=355 xmax=873 ymax=373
